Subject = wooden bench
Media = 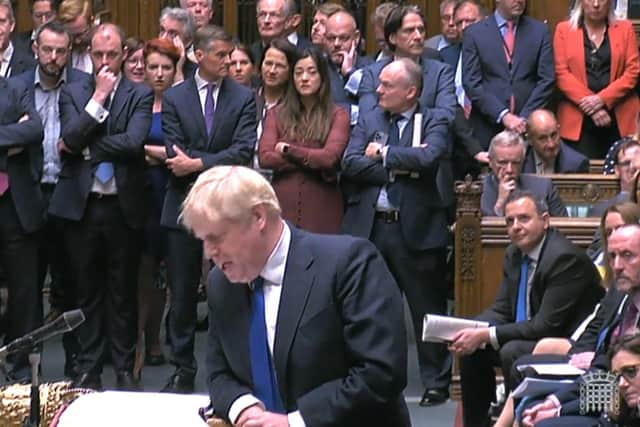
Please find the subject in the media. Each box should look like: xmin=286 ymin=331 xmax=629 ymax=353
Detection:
xmin=546 ymin=173 xmax=620 ymax=216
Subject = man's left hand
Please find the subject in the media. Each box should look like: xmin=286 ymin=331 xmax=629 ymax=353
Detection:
xmin=365 ymin=142 xmax=382 ymax=160
xmin=165 ymin=145 xmax=203 ymax=177
xmin=448 ymin=327 xmax=489 ymax=355
xmin=241 ymin=411 xmax=289 ymax=427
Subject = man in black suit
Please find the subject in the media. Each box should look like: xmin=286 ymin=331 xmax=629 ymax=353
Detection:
xmin=250 ymin=0 xmax=312 ymax=67
xmin=449 ymin=190 xmax=604 ymax=427
xmin=462 ymin=0 xmax=555 ymax=149
xmin=10 ymin=0 xmax=56 ymax=59
xmin=158 ymin=24 xmax=256 ymax=393
xmin=181 ymin=165 xmax=409 ymax=427
xmin=522 ymin=110 xmax=589 ymax=174
xmin=342 ymin=58 xmax=454 ymax=406
xmin=481 ymin=130 xmax=567 ymax=217
xmin=358 ymin=5 xmax=456 ymax=125
xmin=0 ymin=77 xmax=44 ymax=382
xmin=49 ymin=23 xmax=153 ymax=390
xmin=0 ymin=0 xmax=36 ymax=78
xmin=12 ymin=20 xmax=91 ymax=379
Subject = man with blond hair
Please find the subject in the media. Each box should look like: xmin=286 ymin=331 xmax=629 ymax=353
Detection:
xmin=181 ymin=165 xmax=410 ymax=427
xmin=57 ymin=0 xmax=93 ymax=73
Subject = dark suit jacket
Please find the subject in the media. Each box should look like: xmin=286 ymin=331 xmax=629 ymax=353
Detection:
xmin=49 ymin=77 xmax=154 ymax=229
xmin=11 ymin=67 xmax=92 ymax=182
xmin=250 ymin=34 xmax=313 ymax=68
xmin=522 ymin=141 xmax=590 ymax=174
xmin=206 ymin=226 xmax=410 ymax=427
xmin=160 ymin=76 xmax=257 ymax=229
xmin=481 ymin=173 xmax=568 ymax=217
xmin=10 ymin=31 xmax=34 ymax=60
xmin=0 ymin=77 xmax=44 ymax=233
xmin=7 ymin=45 xmax=36 ymax=78
xmin=462 ymin=14 xmax=555 ymax=148
xmin=341 ymin=105 xmax=452 ymax=250
xmin=477 ymin=228 xmax=604 ymax=346
xmin=358 ymin=53 xmax=456 ymax=124
xmin=327 ymin=55 xmax=373 ymax=110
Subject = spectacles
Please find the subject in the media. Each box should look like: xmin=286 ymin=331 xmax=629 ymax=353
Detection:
xmin=257 ymin=11 xmax=285 ymax=21
xmin=617 ymin=160 xmax=633 ymax=169
xmin=324 ymin=34 xmax=352 ymax=44
xmin=614 ymin=364 xmax=640 ymax=382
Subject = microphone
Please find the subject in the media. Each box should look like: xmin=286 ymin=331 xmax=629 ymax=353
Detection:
xmin=0 ymin=309 xmax=85 ymax=358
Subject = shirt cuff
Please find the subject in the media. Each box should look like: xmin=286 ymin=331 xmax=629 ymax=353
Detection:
xmin=288 ymin=410 xmax=306 ymax=427
xmin=382 ymin=145 xmax=389 ymax=166
xmin=228 ymin=394 xmax=262 ymax=424
xmin=489 ymin=326 xmax=499 ymax=350
xmin=85 ymin=98 xmax=109 ymax=123
xmin=496 ymin=109 xmax=509 ymax=124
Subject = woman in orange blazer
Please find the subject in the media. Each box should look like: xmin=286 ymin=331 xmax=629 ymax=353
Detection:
xmin=554 ymin=0 xmax=639 ymax=159
xmin=259 ymin=47 xmax=349 ymax=234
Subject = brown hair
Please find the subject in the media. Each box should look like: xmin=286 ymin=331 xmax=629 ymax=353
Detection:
xmin=144 ymin=37 xmax=181 ymax=66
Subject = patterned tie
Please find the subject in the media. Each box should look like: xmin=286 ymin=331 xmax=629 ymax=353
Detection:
xmin=516 ymin=255 xmax=530 ymax=322
xmin=249 ymin=277 xmax=284 ymax=413
xmin=503 ymin=21 xmax=516 ymax=113
xmin=95 ymin=95 xmax=114 ymax=183
xmin=204 ymin=83 xmax=216 ymax=137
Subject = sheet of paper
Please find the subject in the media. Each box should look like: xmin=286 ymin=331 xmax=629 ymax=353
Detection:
xmin=516 ymin=363 xmax=585 ymax=377
xmin=422 ymin=314 xmax=489 ymax=343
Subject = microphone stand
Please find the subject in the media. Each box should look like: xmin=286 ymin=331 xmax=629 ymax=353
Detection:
xmin=22 ymin=345 xmax=39 ymax=427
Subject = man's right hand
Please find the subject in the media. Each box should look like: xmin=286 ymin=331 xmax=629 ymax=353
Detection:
xmin=93 ymin=66 xmax=117 ymax=104
xmin=502 ymin=113 xmax=526 ymax=134
xmin=236 ymin=404 xmax=265 ymax=427
xmin=521 ymin=397 xmax=559 ymax=427
xmin=495 ymin=178 xmax=516 ymax=214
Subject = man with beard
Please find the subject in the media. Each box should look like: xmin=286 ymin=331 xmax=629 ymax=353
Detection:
xmin=12 ymin=20 xmax=91 ymax=380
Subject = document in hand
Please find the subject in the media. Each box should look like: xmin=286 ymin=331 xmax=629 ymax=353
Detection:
xmin=422 ymin=314 xmax=489 ymax=343
xmin=516 ymin=363 xmax=585 ymax=377
xmin=511 ymin=378 xmax=574 ymax=399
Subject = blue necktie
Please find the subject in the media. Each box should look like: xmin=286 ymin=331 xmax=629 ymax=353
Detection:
xmin=516 ymin=255 xmax=530 ymax=322
xmin=95 ymin=95 xmax=114 ymax=183
xmin=249 ymin=277 xmax=284 ymax=413
xmin=204 ymin=83 xmax=215 ymax=136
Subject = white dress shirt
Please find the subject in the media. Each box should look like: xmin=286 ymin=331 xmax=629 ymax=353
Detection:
xmin=0 ymin=41 xmax=12 ymax=78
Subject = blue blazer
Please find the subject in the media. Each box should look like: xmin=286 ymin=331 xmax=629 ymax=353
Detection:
xmin=462 ymin=15 xmax=555 ymax=148
xmin=327 ymin=54 xmax=373 ymax=110
xmin=0 ymin=78 xmax=44 ymax=233
xmin=522 ymin=141 xmax=590 ymax=174
xmin=341 ymin=105 xmax=452 ymax=251
xmin=481 ymin=173 xmax=568 ymax=217
xmin=160 ymin=76 xmax=257 ymax=229
xmin=49 ymin=77 xmax=154 ymax=228
xmin=206 ymin=226 xmax=410 ymax=426
xmin=357 ymin=53 xmax=456 ymax=124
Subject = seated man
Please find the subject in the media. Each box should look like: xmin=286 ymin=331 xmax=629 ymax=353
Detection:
xmin=449 ymin=190 xmax=604 ymax=427
xmin=522 ymin=109 xmax=589 ymax=174
xmin=481 ymin=130 xmax=567 ymax=216
xmin=181 ymin=166 xmax=411 ymax=426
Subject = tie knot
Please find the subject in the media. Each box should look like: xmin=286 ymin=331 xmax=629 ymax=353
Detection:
xmin=391 ymin=113 xmax=404 ymax=124
xmin=522 ymin=255 xmax=531 ymax=265
xmin=506 ymin=21 xmax=514 ymax=31
xmin=206 ymin=83 xmax=215 ymax=95
xmin=252 ymin=276 xmax=264 ymax=291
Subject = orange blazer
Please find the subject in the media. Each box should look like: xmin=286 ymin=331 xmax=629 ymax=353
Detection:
xmin=554 ymin=19 xmax=640 ymax=141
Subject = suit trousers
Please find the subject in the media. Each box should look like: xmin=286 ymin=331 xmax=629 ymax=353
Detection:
xmin=63 ymin=194 xmax=141 ymax=375
xmin=460 ymin=339 xmax=537 ymax=427
xmin=0 ymin=190 xmax=41 ymax=379
xmin=166 ymin=228 xmax=203 ymax=378
xmin=370 ymin=217 xmax=451 ymax=390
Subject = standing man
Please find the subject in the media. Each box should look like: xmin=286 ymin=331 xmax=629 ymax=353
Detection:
xmin=159 ymin=25 xmax=256 ymax=393
xmin=49 ymin=23 xmax=153 ymax=390
xmin=57 ymin=0 xmax=94 ymax=74
xmin=180 ymin=0 xmax=214 ymax=29
xmin=0 ymin=0 xmax=36 ymax=78
xmin=181 ymin=165 xmax=410 ymax=427
xmin=462 ymin=0 xmax=555 ymax=149
xmin=12 ymin=20 xmax=91 ymax=379
xmin=425 ymin=0 xmax=460 ymax=51
xmin=11 ymin=0 xmax=56 ymax=58
xmin=342 ymin=58 xmax=454 ymax=406
xmin=159 ymin=7 xmax=198 ymax=82
xmin=450 ymin=190 xmax=603 ymax=427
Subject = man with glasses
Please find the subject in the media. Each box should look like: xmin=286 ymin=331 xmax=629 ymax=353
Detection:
xmin=11 ymin=0 xmax=56 ymax=59
xmin=12 ymin=20 xmax=91 ymax=381
xmin=425 ymin=0 xmax=460 ymax=51
xmin=481 ymin=130 xmax=567 ymax=217
xmin=159 ymin=8 xmax=198 ymax=82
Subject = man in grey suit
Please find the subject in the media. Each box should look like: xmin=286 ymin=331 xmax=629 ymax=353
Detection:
xmin=181 ymin=166 xmax=410 ymax=427
xmin=481 ymin=130 xmax=567 ymax=217
xmin=425 ymin=0 xmax=460 ymax=51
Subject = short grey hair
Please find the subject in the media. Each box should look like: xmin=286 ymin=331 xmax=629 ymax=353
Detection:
xmin=256 ymin=0 xmax=298 ymax=17
xmin=179 ymin=0 xmax=213 ymax=8
xmin=396 ymin=57 xmax=423 ymax=96
xmin=160 ymin=7 xmax=196 ymax=41
xmin=194 ymin=24 xmax=231 ymax=51
xmin=488 ymin=130 xmax=526 ymax=159
xmin=440 ymin=0 xmax=458 ymax=16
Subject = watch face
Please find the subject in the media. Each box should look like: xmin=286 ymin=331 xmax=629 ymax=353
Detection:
xmin=373 ymin=131 xmax=388 ymax=145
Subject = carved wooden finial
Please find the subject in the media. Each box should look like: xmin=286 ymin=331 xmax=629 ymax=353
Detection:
xmin=455 ymin=175 xmax=483 ymax=217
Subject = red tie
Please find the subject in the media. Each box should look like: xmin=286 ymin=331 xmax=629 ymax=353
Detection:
xmin=0 ymin=172 xmax=8 ymax=195
xmin=504 ymin=21 xmax=516 ymax=113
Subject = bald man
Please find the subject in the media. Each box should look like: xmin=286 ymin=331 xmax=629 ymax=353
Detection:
xmin=522 ymin=109 xmax=589 ymax=174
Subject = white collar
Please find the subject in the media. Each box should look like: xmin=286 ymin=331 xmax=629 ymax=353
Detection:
xmin=259 ymin=221 xmax=291 ymax=286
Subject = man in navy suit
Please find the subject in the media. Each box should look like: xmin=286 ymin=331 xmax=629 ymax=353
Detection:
xmin=49 ymin=23 xmax=153 ymax=390
xmin=250 ymin=0 xmax=312 ymax=67
xmin=10 ymin=0 xmax=56 ymax=59
xmin=0 ymin=76 xmax=44 ymax=382
xmin=0 ymin=0 xmax=36 ymax=78
xmin=481 ymin=130 xmax=567 ymax=217
xmin=358 ymin=4 xmax=456 ymax=124
xmin=522 ymin=110 xmax=589 ymax=174
xmin=159 ymin=24 xmax=257 ymax=393
xmin=462 ymin=0 xmax=555 ymax=149
xmin=181 ymin=165 xmax=409 ymax=427
xmin=342 ymin=58 xmax=454 ymax=406
xmin=12 ymin=20 xmax=91 ymax=380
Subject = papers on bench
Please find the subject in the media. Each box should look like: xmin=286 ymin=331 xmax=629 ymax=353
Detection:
xmin=422 ymin=314 xmax=489 ymax=344
xmin=516 ymin=363 xmax=585 ymax=377
xmin=512 ymin=378 xmax=575 ymax=399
